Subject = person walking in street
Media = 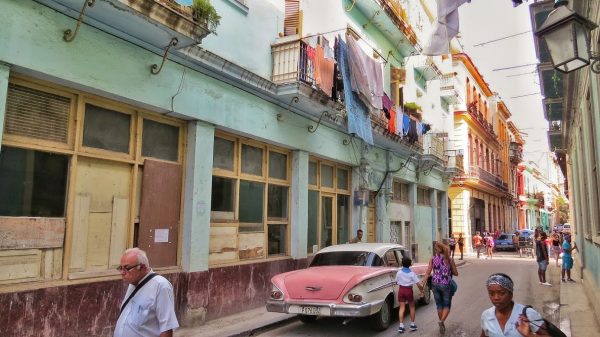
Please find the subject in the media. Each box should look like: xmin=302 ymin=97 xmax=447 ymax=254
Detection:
xmin=551 ymin=232 xmax=561 ymax=267
xmin=473 ymin=231 xmax=483 ymax=259
xmin=114 ymin=248 xmax=179 ymax=337
xmin=535 ymin=232 xmax=552 ymax=286
xmin=480 ymin=273 xmax=550 ymax=337
xmin=561 ymin=234 xmax=578 ymax=282
xmin=395 ymin=257 xmax=424 ymax=333
xmin=349 ymin=229 xmax=363 ymax=243
xmin=448 ymin=234 xmax=456 ymax=259
xmin=485 ymin=232 xmax=495 ymax=260
xmin=457 ymin=233 xmax=465 ymax=260
xmin=421 ymin=241 xmax=458 ymax=335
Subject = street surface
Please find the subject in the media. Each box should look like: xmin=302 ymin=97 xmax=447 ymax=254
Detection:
xmin=257 ymin=251 xmax=561 ymax=337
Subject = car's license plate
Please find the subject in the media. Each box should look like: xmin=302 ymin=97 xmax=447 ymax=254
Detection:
xmin=299 ymin=306 xmax=321 ymax=315
xmin=501 ymin=243 xmax=508 ymax=245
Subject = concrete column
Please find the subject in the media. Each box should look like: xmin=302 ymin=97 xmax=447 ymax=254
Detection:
xmin=431 ymin=189 xmax=438 ymax=242
xmin=181 ymin=121 xmax=214 ymax=272
xmin=440 ymin=190 xmax=449 ymax=238
xmin=0 ymin=63 xmax=10 ymax=149
xmin=290 ymin=150 xmax=308 ymax=259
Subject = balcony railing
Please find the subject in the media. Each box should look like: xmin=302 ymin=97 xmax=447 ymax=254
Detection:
xmin=463 ymin=166 xmax=508 ymax=190
xmin=467 ymin=102 xmax=496 ymax=139
xmin=272 ymin=37 xmax=315 ymax=85
xmin=423 ymin=133 xmax=446 ymax=160
xmin=440 ymin=74 xmax=464 ymax=105
xmin=509 ymin=141 xmax=523 ymax=164
xmin=447 ymin=154 xmax=464 ymax=172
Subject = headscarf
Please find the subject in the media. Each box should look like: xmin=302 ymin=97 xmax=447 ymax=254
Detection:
xmin=485 ymin=273 xmax=513 ymax=293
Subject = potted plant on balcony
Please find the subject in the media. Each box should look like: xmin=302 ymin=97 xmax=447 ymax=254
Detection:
xmin=403 ymin=102 xmax=422 ymax=120
xmin=192 ymin=0 xmax=221 ymax=34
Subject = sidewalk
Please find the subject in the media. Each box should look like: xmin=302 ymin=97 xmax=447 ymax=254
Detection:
xmin=174 ymin=259 xmax=469 ymax=337
xmin=558 ymin=265 xmax=600 ymax=337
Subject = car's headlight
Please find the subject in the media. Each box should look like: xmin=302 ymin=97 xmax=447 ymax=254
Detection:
xmin=270 ymin=283 xmax=284 ymax=301
xmin=347 ymin=293 xmax=363 ymax=302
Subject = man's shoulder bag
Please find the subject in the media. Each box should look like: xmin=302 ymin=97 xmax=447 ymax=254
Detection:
xmin=119 ymin=273 xmax=158 ymax=316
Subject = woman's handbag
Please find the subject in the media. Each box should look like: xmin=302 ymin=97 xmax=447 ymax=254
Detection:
xmin=450 ymin=279 xmax=458 ymax=296
xmin=522 ymin=305 xmax=567 ymax=337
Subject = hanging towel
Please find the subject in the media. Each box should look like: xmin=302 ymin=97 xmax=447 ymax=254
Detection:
xmin=388 ymin=105 xmax=396 ymax=134
xmin=416 ymin=121 xmax=423 ymax=136
xmin=382 ymin=93 xmax=393 ymax=119
xmin=395 ymin=107 xmax=403 ymax=138
xmin=347 ymin=37 xmax=383 ymax=110
xmin=408 ymin=119 xmax=419 ymax=143
xmin=315 ymin=45 xmax=335 ymax=97
xmin=422 ymin=0 xmax=471 ymax=56
xmin=423 ymin=123 xmax=432 ymax=134
xmin=337 ymin=36 xmax=373 ymax=145
xmin=402 ymin=113 xmax=410 ymax=136
xmin=322 ymin=36 xmax=335 ymax=60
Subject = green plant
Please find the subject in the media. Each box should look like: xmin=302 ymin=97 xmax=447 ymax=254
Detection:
xmin=403 ymin=102 xmax=422 ymax=111
xmin=192 ymin=0 xmax=221 ymax=34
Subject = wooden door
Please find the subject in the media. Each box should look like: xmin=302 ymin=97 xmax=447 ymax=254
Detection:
xmin=320 ymin=194 xmax=334 ymax=248
xmin=138 ymin=160 xmax=182 ymax=268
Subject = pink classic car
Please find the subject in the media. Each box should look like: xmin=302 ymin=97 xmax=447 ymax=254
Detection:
xmin=266 ymin=243 xmax=431 ymax=330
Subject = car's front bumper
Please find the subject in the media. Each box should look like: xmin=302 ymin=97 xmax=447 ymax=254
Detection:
xmin=266 ymin=299 xmax=385 ymax=317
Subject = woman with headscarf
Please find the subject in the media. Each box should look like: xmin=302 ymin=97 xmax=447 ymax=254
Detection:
xmin=481 ymin=273 xmax=550 ymax=336
xmin=421 ymin=241 xmax=458 ymax=334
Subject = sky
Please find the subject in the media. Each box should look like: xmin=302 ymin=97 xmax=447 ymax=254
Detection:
xmin=457 ymin=0 xmax=552 ymax=166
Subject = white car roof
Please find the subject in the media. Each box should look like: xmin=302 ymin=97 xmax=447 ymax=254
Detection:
xmin=317 ymin=243 xmax=407 ymax=257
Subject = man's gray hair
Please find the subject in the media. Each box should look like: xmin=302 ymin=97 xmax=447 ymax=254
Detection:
xmin=125 ymin=247 xmax=150 ymax=267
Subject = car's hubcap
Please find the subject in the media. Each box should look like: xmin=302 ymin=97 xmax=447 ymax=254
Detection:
xmin=381 ymin=302 xmax=389 ymax=323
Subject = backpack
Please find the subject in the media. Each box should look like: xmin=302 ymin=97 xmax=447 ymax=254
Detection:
xmin=522 ymin=305 xmax=567 ymax=337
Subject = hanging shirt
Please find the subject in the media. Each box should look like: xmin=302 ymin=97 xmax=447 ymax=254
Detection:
xmin=402 ymin=114 xmax=410 ymax=136
xmin=382 ymin=93 xmax=393 ymax=119
xmin=388 ymin=105 xmax=396 ymax=134
xmin=395 ymin=107 xmax=403 ymax=138
xmin=314 ymin=45 xmax=335 ymax=97
xmin=416 ymin=121 xmax=423 ymax=136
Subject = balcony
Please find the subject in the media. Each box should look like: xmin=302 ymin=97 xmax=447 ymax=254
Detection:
xmin=35 ymin=0 xmax=212 ymax=50
xmin=466 ymin=102 xmax=497 ymax=140
xmin=459 ymin=165 xmax=508 ymax=192
xmin=352 ymin=0 xmax=420 ymax=56
xmin=543 ymin=97 xmax=563 ymax=121
xmin=509 ymin=142 xmax=523 ymax=164
xmin=413 ymin=56 xmax=443 ymax=81
xmin=444 ymin=151 xmax=464 ymax=177
xmin=422 ymin=133 xmax=447 ymax=166
xmin=440 ymin=73 xmax=464 ymax=104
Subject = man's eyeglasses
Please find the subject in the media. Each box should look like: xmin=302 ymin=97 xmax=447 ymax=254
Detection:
xmin=117 ymin=264 xmax=140 ymax=272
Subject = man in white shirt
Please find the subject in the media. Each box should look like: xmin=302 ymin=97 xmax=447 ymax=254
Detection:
xmin=114 ymin=248 xmax=179 ymax=337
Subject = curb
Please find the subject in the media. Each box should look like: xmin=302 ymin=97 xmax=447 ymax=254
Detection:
xmin=228 ymin=316 xmax=299 ymax=337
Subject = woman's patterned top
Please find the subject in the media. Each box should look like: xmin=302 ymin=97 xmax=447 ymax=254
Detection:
xmin=432 ymin=255 xmax=452 ymax=285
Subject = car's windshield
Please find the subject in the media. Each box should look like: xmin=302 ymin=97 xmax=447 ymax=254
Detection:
xmin=498 ymin=234 xmax=512 ymax=240
xmin=310 ymin=251 xmax=384 ymax=267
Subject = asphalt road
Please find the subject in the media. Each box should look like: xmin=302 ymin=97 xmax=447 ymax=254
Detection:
xmin=257 ymin=251 xmax=561 ymax=337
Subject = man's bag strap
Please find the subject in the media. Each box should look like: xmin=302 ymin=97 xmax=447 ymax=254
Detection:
xmin=119 ymin=273 xmax=158 ymax=316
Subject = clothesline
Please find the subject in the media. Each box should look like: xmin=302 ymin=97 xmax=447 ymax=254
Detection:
xmin=301 ymin=27 xmax=409 ymax=65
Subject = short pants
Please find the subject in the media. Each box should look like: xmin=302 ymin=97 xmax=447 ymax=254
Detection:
xmin=562 ymin=255 xmax=573 ymax=270
xmin=537 ymin=260 xmax=548 ymax=271
xmin=432 ymin=283 xmax=453 ymax=310
xmin=397 ymin=285 xmax=414 ymax=302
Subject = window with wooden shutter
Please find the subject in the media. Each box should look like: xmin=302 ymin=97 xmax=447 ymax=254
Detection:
xmin=5 ymin=83 xmax=70 ymax=144
xmin=284 ymin=0 xmax=301 ymax=36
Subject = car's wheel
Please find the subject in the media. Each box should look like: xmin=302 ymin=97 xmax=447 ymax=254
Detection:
xmin=418 ymin=282 xmax=431 ymax=305
xmin=370 ymin=296 xmax=392 ymax=331
xmin=298 ymin=315 xmax=317 ymax=324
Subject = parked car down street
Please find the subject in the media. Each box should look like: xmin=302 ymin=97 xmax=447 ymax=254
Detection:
xmin=494 ymin=233 xmax=517 ymax=251
xmin=265 ymin=243 xmax=431 ymax=331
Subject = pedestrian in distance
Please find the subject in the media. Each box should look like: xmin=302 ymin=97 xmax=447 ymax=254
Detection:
xmin=349 ymin=229 xmax=363 ymax=243
xmin=448 ymin=234 xmax=456 ymax=259
xmin=561 ymin=234 xmax=578 ymax=282
xmin=421 ymin=241 xmax=458 ymax=335
xmin=535 ymin=232 xmax=552 ymax=286
xmin=485 ymin=232 xmax=495 ymax=259
xmin=473 ymin=231 xmax=483 ymax=259
xmin=457 ymin=233 xmax=465 ymax=260
xmin=551 ymin=232 xmax=561 ymax=267
xmin=395 ymin=257 xmax=425 ymax=333
xmin=480 ymin=273 xmax=550 ymax=337
xmin=114 ymin=248 xmax=179 ymax=337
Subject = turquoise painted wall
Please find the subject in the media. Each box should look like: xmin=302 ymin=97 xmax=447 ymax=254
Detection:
xmin=415 ymin=205 xmax=434 ymax=262
xmin=0 ymin=0 xmax=356 ymax=166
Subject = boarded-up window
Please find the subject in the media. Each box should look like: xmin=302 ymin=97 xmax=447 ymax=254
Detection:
xmin=5 ymin=83 xmax=70 ymax=144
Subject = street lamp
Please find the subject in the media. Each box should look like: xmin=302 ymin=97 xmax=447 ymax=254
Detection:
xmin=535 ymin=0 xmax=599 ymax=73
